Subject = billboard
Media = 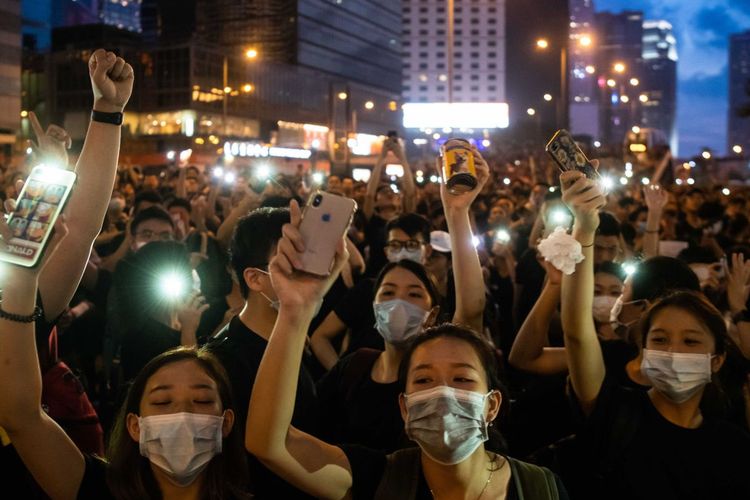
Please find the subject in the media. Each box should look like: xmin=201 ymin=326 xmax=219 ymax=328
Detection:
xmin=402 ymin=103 xmax=509 ymax=129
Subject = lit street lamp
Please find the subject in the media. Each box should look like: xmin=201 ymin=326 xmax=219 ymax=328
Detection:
xmin=613 ymin=62 xmax=626 ymax=73
xmin=223 ymin=48 xmax=259 ymax=136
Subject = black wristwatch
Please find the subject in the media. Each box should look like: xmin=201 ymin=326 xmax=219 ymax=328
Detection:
xmin=91 ymin=109 xmax=123 ymax=126
xmin=732 ymin=309 xmax=750 ymax=324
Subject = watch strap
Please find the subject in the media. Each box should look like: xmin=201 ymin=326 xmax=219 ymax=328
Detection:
xmin=732 ymin=309 xmax=750 ymax=324
xmin=91 ymin=109 xmax=123 ymax=126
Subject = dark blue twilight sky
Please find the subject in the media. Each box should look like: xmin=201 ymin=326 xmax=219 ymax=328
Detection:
xmin=595 ymin=0 xmax=750 ymax=157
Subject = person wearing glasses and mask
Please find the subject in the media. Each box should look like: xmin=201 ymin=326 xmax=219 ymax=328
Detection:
xmin=560 ymin=169 xmax=750 ymax=500
xmin=245 ymin=181 xmax=567 ymax=499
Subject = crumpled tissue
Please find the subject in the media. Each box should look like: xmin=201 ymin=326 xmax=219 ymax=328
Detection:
xmin=537 ymin=227 xmax=584 ymax=275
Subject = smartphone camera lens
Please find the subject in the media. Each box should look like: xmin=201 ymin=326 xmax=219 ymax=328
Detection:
xmin=312 ymin=194 xmax=323 ymax=207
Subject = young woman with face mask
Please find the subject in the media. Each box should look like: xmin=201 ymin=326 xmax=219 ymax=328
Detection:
xmin=245 ymin=196 xmax=566 ymax=499
xmin=315 ymin=148 xmax=490 ymax=453
xmin=560 ymin=170 xmax=750 ymax=500
xmin=0 ymin=219 xmax=250 ymax=499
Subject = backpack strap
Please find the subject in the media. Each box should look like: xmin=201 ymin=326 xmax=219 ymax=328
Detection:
xmin=509 ymin=457 xmax=559 ymax=500
xmin=341 ymin=348 xmax=382 ymax=403
xmin=374 ymin=447 xmax=421 ymax=500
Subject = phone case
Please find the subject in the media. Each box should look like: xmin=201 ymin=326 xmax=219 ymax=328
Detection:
xmin=545 ymin=130 xmax=600 ymax=180
xmin=298 ymin=192 xmax=357 ymax=276
xmin=1 ymin=166 xmax=77 ymax=268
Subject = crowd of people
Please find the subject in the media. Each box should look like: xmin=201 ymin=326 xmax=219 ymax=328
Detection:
xmin=1 ymin=49 xmax=750 ymax=500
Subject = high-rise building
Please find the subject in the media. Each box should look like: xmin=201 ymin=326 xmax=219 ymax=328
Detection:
xmin=568 ymin=0 xmax=598 ymax=139
xmin=641 ymin=20 xmax=677 ymax=153
xmin=402 ymin=0 xmax=506 ymax=104
xmin=0 ymin=0 xmax=21 ymax=151
xmin=505 ymin=0 xmax=568 ymax=133
xmin=729 ymin=30 xmax=750 ymax=156
xmin=100 ymin=0 xmax=142 ymax=32
xmin=595 ymin=10 xmax=643 ymax=146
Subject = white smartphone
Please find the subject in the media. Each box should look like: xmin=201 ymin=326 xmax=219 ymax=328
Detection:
xmin=1 ymin=166 xmax=77 ymax=267
xmin=298 ymin=191 xmax=357 ymax=276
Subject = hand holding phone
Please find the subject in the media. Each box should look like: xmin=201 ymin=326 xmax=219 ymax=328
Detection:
xmin=298 ymin=191 xmax=357 ymax=276
xmin=1 ymin=166 xmax=76 ymax=267
xmin=545 ymin=129 xmax=600 ymax=180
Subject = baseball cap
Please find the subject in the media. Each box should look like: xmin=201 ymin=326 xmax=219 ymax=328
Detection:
xmin=430 ymin=230 xmax=452 ymax=253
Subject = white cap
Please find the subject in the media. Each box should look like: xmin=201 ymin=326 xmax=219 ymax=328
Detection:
xmin=430 ymin=230 xmax=452 ymax=253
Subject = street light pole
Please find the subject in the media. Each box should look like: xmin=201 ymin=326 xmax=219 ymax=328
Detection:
xmin=560 ymin=45 xmax=568 ymax=129
xmin=222 ymin=55 xmax=228 ymax=137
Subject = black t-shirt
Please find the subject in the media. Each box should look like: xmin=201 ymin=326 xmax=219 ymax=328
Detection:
xmin=333 ymin=279 xmax=384 ymax=355
xmin=316 ymin=349 xmax=407 ymax=453
xmin=207 ymin=316 xmax=319 ymax=500
xmin=572 ymin=382 xmax=750 ymax=500
xmin=342 ymin=446 xmax=568 ymax=500
xmin=120 ymin=316 xmax=181 ymax=383
xmin=600 ymin=339 xmax=644 ymax=391
xmin=78 ymin=454 xmax=114 ymax=499
xmin=514 ymin=248 xmax=545 ymax=327
xmin=364 ymin=215 xmax=388 ymax=278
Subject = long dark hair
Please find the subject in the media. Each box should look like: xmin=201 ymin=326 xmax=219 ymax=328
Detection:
xmin=106 ymin=347 xmax=250 ymax=500
xmin=398 ymin=323 xmax=509 ymax=453
xmin=374 ymin=260 xmax=440 ymax=307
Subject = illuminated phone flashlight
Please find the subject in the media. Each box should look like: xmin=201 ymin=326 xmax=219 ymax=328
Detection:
xmin=601 ymin=175 xmax=614 ymax=190
xmin=429 ymin=175 xmax=439 ymax=183
xmin=550 ymin=208 xmax=572 ymax=228
xmin=312 ymin=172 xmax=324 ymax=184
xmin=224 ymin=171 xmax=236 ymax=184
xmin=472 ymin=235 xmax=481 ymax=248
xmin=503 ymin=178 xmax=511 ymax=186
xmin=257 ymin=164 xmax=271 ymax=180
xmin=496 ymin=229 xmax=511 ymax=244
xmin=213 ymin=167 xmax=224 ymax=179
xmin=159 ymin=271 xmax=187 ymax=301
xmin=623 ymin=262 xmax=638 ymax=277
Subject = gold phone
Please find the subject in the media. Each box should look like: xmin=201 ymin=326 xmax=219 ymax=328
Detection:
xmin=298 ymin=191 xmax=357 ymax=276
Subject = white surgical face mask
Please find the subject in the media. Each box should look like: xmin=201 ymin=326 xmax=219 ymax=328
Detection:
xmin=387 ymin=247 xmax=423 ymax=264
xmin=593 ymin=295 xmax=618 ymax=324
xmin=139 ymin=412 xmax=224 ymax=487
xmin=640 ymin=349 xmax=713 ymax=403
xmin=374 ymin=299 xmax=429 ymax=345
xmin=405 ymin=386 xmax=492 ymax=465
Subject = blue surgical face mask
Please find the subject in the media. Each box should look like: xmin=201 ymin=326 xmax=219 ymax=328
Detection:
xmin=373 ymin=299 xmax=429 ymax=345
xmin=404 ymin=386 xmax=494 ymax=465
xmin=641 ymin=349 xmax=713 ymax=403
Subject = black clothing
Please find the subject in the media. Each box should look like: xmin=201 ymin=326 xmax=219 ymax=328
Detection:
xmin=570 ymin=382 xmax=750 ymax=500
xmin=207 ymin=316 xmax=319 ymax=500
xmin=364 ymin=215 xmax=388 ymax=278
xmin=316 ymin=349 xmax=407 ymax=453
xmin=120 ymin=316 xmax=181 ymax=382
xmin=333 ymin=279 xmax=384 ymax=355
xmin=78 ymin=455 xmax=113 ymax=500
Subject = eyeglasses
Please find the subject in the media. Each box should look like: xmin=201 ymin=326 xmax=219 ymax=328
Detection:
xmin=136 ymin=230 xmax=174 ymax=241
xmin=385 ymin=240 xmax=423 ymax=252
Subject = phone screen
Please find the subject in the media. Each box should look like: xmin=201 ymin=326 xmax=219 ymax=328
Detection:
xmin=2 ymin=166 xmax=76 ymax=267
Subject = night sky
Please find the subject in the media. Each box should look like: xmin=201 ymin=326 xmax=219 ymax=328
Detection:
xmin=595 ymin=0 xmax=750 ymax=157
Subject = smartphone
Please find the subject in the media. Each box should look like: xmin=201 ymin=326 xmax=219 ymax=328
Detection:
xmin=545 ymin=129 xmax=600 ymax=180
xmin=2 ymin=166 xmax=77 ymax=267
xmin=298 ymin=191 xmax=357 ymax=276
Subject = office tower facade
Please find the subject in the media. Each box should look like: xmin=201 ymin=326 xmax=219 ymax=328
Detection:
xmin=729 ymin=30 xmax=750 ymax=156
xmin=595 ymin=10 xmax=643 ymax=146
xmin=402 ymin=0 xmax=506 ymax=104
xmin=641 ymin=20 xmax=678 ymax=153
xmin=568 ymin=0 xmax=598 ymax=139
xmin=0 ymin=0 xmax=21 ymax=150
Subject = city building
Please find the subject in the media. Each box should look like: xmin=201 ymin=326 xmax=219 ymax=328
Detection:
xmin=640 ymin=20 xmax=678 ymax=153
xmin=402 ymin=0 xmax=506 ymax=105
xmin=595 ymin=9 xmax=644 ymax=146
xmin=568 ymin=0 xmax=598 ymax=140
xmin=0 ymin=0 xmax=22 ymax=154
xmin=505 ymin=0 xmax=568 ymax=135
xmin=729 ymin=30 xmax=750 ymax=156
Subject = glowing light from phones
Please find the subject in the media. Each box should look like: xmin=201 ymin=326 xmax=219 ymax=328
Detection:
xmin=623 ymin=263 xmax=637 ymax=276
xmin=166 ymin=150 xmax=176 ymax=161
xmin=527 ymin=108 xmax=536 ymax=116
xmin=472 ymin=235 xmax=481 ymax=248
xmin=593 ymin=141 xmax=601 ymax=148
xmin=429 ymin=175 xmax=439 ymax=183
xmin=543 ymin=94 xmax=552 ymax=102
xmin=620 ymin=177 xmax=628 ymax=185
xmin=722 ymin=188 xmax=731 ymax=196
xmin=675 ymin=179 xmax=683 ymax=185
xmin=213 ymin=167 xmax=224 ymax=178
xmin=179 ymin=149 xmax=193 ymax=162
xmin=482 ymin=139 xmax=491 ymax=147
xmin=686 ymin=178 xmax=695 ymax=185
xmin=159 ymin=272 xmax=186 ymax=301
xmin=641 ymin=177 xmax=650 ymax=185
xmin=631 ymin=126 xmax=640 ymax=134
xmin=224 ymin=172 xmax=236 ymax=184
xmin=625 ymin=170 xmax=633 ymax=178
xmin=549 ymin=186 xmax=556 ymax=192
xmin=496 ymin=229 xmax=511 ymax=243
xmin=601 ymin=176 xmax=614 ymax=189
xmin=257 ymin=164 xmax=271 ymax=180
xmin=551 ymin=209 xmax=572 ymax=228
xmin=503 ymin=178 xmax=511 ymax=185
xmin=312 ymin=172 xmax=324 ymax=184
xmin=26 ymin=147 xmax=32 ymax=155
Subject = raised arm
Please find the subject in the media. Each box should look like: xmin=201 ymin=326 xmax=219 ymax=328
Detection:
xmin=727 ymin=253 xmax=750 ymax=359
xmin=310 ymin=311 xmax=348 ymax=370
xmin=509 ymin=263 xmax=568 ymax=375
xmin=442 ymin=146 xmax=488 ymax=332
xmin=642 ymin=184 xmax=667 ymax=259
xmin=391 ymin=141 xmax=417 ymax=213
xmin=246 ymin=201 xmax=354 ymax=499
xmin=363 ymin=146 xmax=388 ymax=220
xmin=0 ymin=220 xmax=86 ymax=500
xmin=39 ymin=49 xmax=134 ymax=321
xmin=216 ymin=189 xmax=261 ymax=250
xmin=560 ymin=170 xmax=607 ymax=415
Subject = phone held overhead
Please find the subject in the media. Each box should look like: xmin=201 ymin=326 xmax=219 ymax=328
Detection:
xmin=297 ymin=191 xmax=357 ymax=276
